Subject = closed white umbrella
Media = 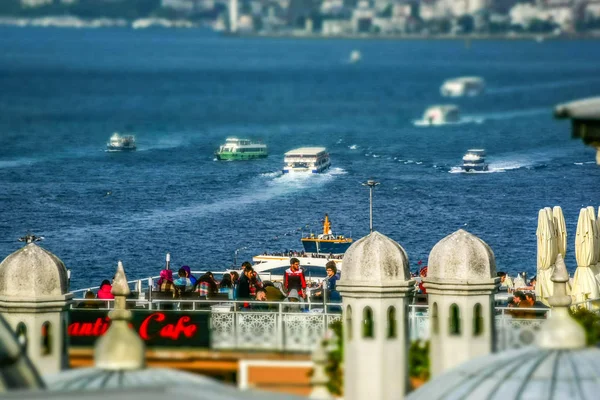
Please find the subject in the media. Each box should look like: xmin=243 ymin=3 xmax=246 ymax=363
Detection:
xmin=513 ymin=273 xmax=525 ymax=290
xmin=588 ymin=206 xmax=600 ymax=265
xmin=536 ymin=209 xmax=557 ymax=303
xmin=552 ymin=206 xmax=567 ymax=259
xmin=545 ymin=207 xmax=558 ymax=265
xmin=572 ymin=208 xmax=600 ymax=309
xmin=504 ymin=274 xmax=514 ymax=290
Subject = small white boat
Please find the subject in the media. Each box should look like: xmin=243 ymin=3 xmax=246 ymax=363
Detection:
xmin=106 ymin=133 xmax=136 ymax=152
xmin=419 ymin=105 xmax=460 ymax=126
xmin=440 ymin=76 xmax=485 ymax=97
xmin=283 ymin=147 xmax=331 ymax=174
xmin=462 ymin=149 xmax=488 ymax=172
xmin=349 ymin=50 xmax=361 ymax=64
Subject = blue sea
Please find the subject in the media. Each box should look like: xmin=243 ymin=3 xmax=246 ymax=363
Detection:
xmin=1 ymin=27 xmax=599 ymax=290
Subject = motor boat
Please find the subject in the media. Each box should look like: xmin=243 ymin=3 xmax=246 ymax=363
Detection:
xmin=349 ymin=50 xmax=361 ymax=64
xmin=420 ymin=105 xmax=460 ymax=126
xmin=440 ymin=76 xmax=485 ymax=97
xmin=106 ymin=133 xmax=136 ymax=152
xmin=461 ymin=149 xmax=488 ymax=172
xmin=300 ymin=214 xmax=352 ymax=254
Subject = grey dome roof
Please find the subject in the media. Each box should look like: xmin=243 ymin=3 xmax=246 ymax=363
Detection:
xmin=0 ymin=243 xmax=68 ymax=298
xmin=407 ymin=346 xmax=600 ymax=400
xmin=340 ymin=231 xmax=410 ymax=283
xmin=44 ymin=367 xmax=303 ymax=399
xmin=427 ymin=229 xmax=496 ymax=282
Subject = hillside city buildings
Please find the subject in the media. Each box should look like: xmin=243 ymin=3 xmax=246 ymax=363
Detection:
xmin=9 ymin=0 xmax=600 ymax=35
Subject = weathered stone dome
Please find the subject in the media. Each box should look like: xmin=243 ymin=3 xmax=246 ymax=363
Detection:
xmin=0 ymin=243 xmax=68 ymax=298
xmin=427 ymin=229 xmax=496 ymax=282
xmin=340 ymin=231 xmax=410 ymax=284
xmin=407 ymin=346 xmax=600 ymax=400
xmin=409 ymin=253 xmax=595 ymax=400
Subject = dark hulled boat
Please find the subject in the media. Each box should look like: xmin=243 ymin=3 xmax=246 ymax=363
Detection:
xmin=300 ymin=214 xmax=353 ymax=254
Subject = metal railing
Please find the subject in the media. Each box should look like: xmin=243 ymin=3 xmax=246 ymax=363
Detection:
xmin=69 ymin=293 xmax=600 ymax=353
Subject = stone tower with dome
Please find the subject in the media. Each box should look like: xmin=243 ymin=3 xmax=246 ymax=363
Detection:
xmin=0 ymin=236 xmax=72 ymax=375
xmin=336 ymin=231 xmax=415 ymax=400
xmin=424 ymin=229 xmax=499 ymax=377
xmin=408 ymin=253 xmax=600 ymax=400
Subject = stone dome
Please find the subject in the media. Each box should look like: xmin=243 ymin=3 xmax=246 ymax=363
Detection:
xmin=0 ymin=243 xmax=68 ymax=298
xmin=427 ymin=229 xmax=496 ymax=282
xmin=44 ymin=367 xmax=301 ymax=399
xmin=410 ymin=252 xmax=590 ymax=400
xmin=407 ymin=346 xmax=600 ymax=400
xmin=340 ymin=231 xmax=410 ymax=284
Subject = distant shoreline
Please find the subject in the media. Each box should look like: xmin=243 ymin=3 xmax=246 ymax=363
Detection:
xmin=230 ymin=31 xmax=600 ymax=41
xmin=1 ymin=17 xmax=599 ymax=41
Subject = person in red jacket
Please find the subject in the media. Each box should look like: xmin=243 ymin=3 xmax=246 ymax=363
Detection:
xmin=96 ymin=279 xmax=114 ymax=299
xmin=284 ymin=258 xmax=306 ymax=298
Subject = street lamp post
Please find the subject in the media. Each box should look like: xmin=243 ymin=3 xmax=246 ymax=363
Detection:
xmin=361 ymin=180 xmax=380 ymax=233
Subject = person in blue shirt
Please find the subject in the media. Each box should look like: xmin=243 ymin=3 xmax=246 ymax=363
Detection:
xmin=314 ymin=261 xmax=340 ymax=302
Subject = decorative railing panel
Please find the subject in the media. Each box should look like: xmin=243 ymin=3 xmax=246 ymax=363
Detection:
xmin=235 ymin=312 xmax=278 ymax=350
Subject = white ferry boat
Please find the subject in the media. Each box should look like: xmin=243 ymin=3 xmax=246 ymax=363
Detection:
xmin=252 ymin=253 xmax=342 ymax=283
xmin=440 ymin=76 xmax=485 ymax=97
xmin=282 ymin=147 xmax=331 ymax=174
xmin=462 ymin=149 xmax=488 ymax=172
xmin=420 ymin=105 xmax=460 ymax=126
xmin=106 ymin=133 xmax=136 ymax=152
xmin=215 ymin=137 xmax=268 ymax=161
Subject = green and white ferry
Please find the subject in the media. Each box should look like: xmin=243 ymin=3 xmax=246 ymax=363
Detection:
xmin=215 ymin=138 xmax=268 ymax=161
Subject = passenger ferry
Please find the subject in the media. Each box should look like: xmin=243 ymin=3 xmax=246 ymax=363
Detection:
xmin=215 ymin=138 xmax=268 ymax=161
xmin=419 ymin=105 xmax=460 ymax=126
xmin=300 ymin=214 xmax=352 ymax=254
xmin=462 ymin=149 xmax=488 ymax=172
xmin=440 ymin=76 xmax=485 ymax=97
xmin=106 ymin=133 xmax=136 ymax=152
xmin=282 ymin=147 xmax=330 ymax=174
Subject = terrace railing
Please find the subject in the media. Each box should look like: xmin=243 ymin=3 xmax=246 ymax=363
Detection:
xmin=69 ymin=290 xmax=600 ymax=353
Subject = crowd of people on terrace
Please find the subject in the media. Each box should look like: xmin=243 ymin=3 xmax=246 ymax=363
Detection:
xmin=85 ymin=260 xmax=547 ymax=319
xmin=146 ymin=257 xmax=341 ymax=310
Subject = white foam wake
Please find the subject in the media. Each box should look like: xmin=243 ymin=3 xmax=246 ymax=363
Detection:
xmin=487 ymin=78 xmax=600 ymax=95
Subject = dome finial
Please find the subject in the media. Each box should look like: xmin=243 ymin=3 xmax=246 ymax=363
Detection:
xmin=94 ymin=260 xmax=145 ymax=370
xmin=18 ymin=234 xmax=44 ymax=245
xmin=538 ymin=253 xmax=586 ymax=349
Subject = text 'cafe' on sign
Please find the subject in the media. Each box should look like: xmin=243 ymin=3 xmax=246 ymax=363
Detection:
xmin=68 ymin=310 xmax=211 ymax=348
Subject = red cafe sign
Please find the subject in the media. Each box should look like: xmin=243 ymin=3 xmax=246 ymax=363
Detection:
xmin=68 ymin=310 xmax=210 ymax=348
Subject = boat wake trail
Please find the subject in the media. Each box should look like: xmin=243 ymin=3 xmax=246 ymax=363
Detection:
xmin=136 ymin=136 xmax=188 ymax=152
xmin=0 ymin=158 xmax=36 ymax=169
xmin=412 ymin=117 xmax=484 ymax=127
xmin=487 ymin=78 xmax=600 ymax=95
xmin=465 ymin=108 xmax=548 ymax=122
xmin=56 ymin=168 xmax=345 ymax=239
xmin=449 ymin=148 xmax=572 ymax=173
xmin=449 ymin=166 xmax=502 ymax=174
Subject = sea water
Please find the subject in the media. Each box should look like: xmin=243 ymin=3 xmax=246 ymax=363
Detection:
xmin=0 ymin=27 xmax=599 ymax=290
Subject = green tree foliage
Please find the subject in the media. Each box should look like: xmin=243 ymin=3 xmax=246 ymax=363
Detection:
xmin=324 ymin=319 xmax=344 ymax=396
xmin=570 ymin=308 xmax=600 ymax=346
xmin=408 ymin=340 xmax=430 ymax=380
